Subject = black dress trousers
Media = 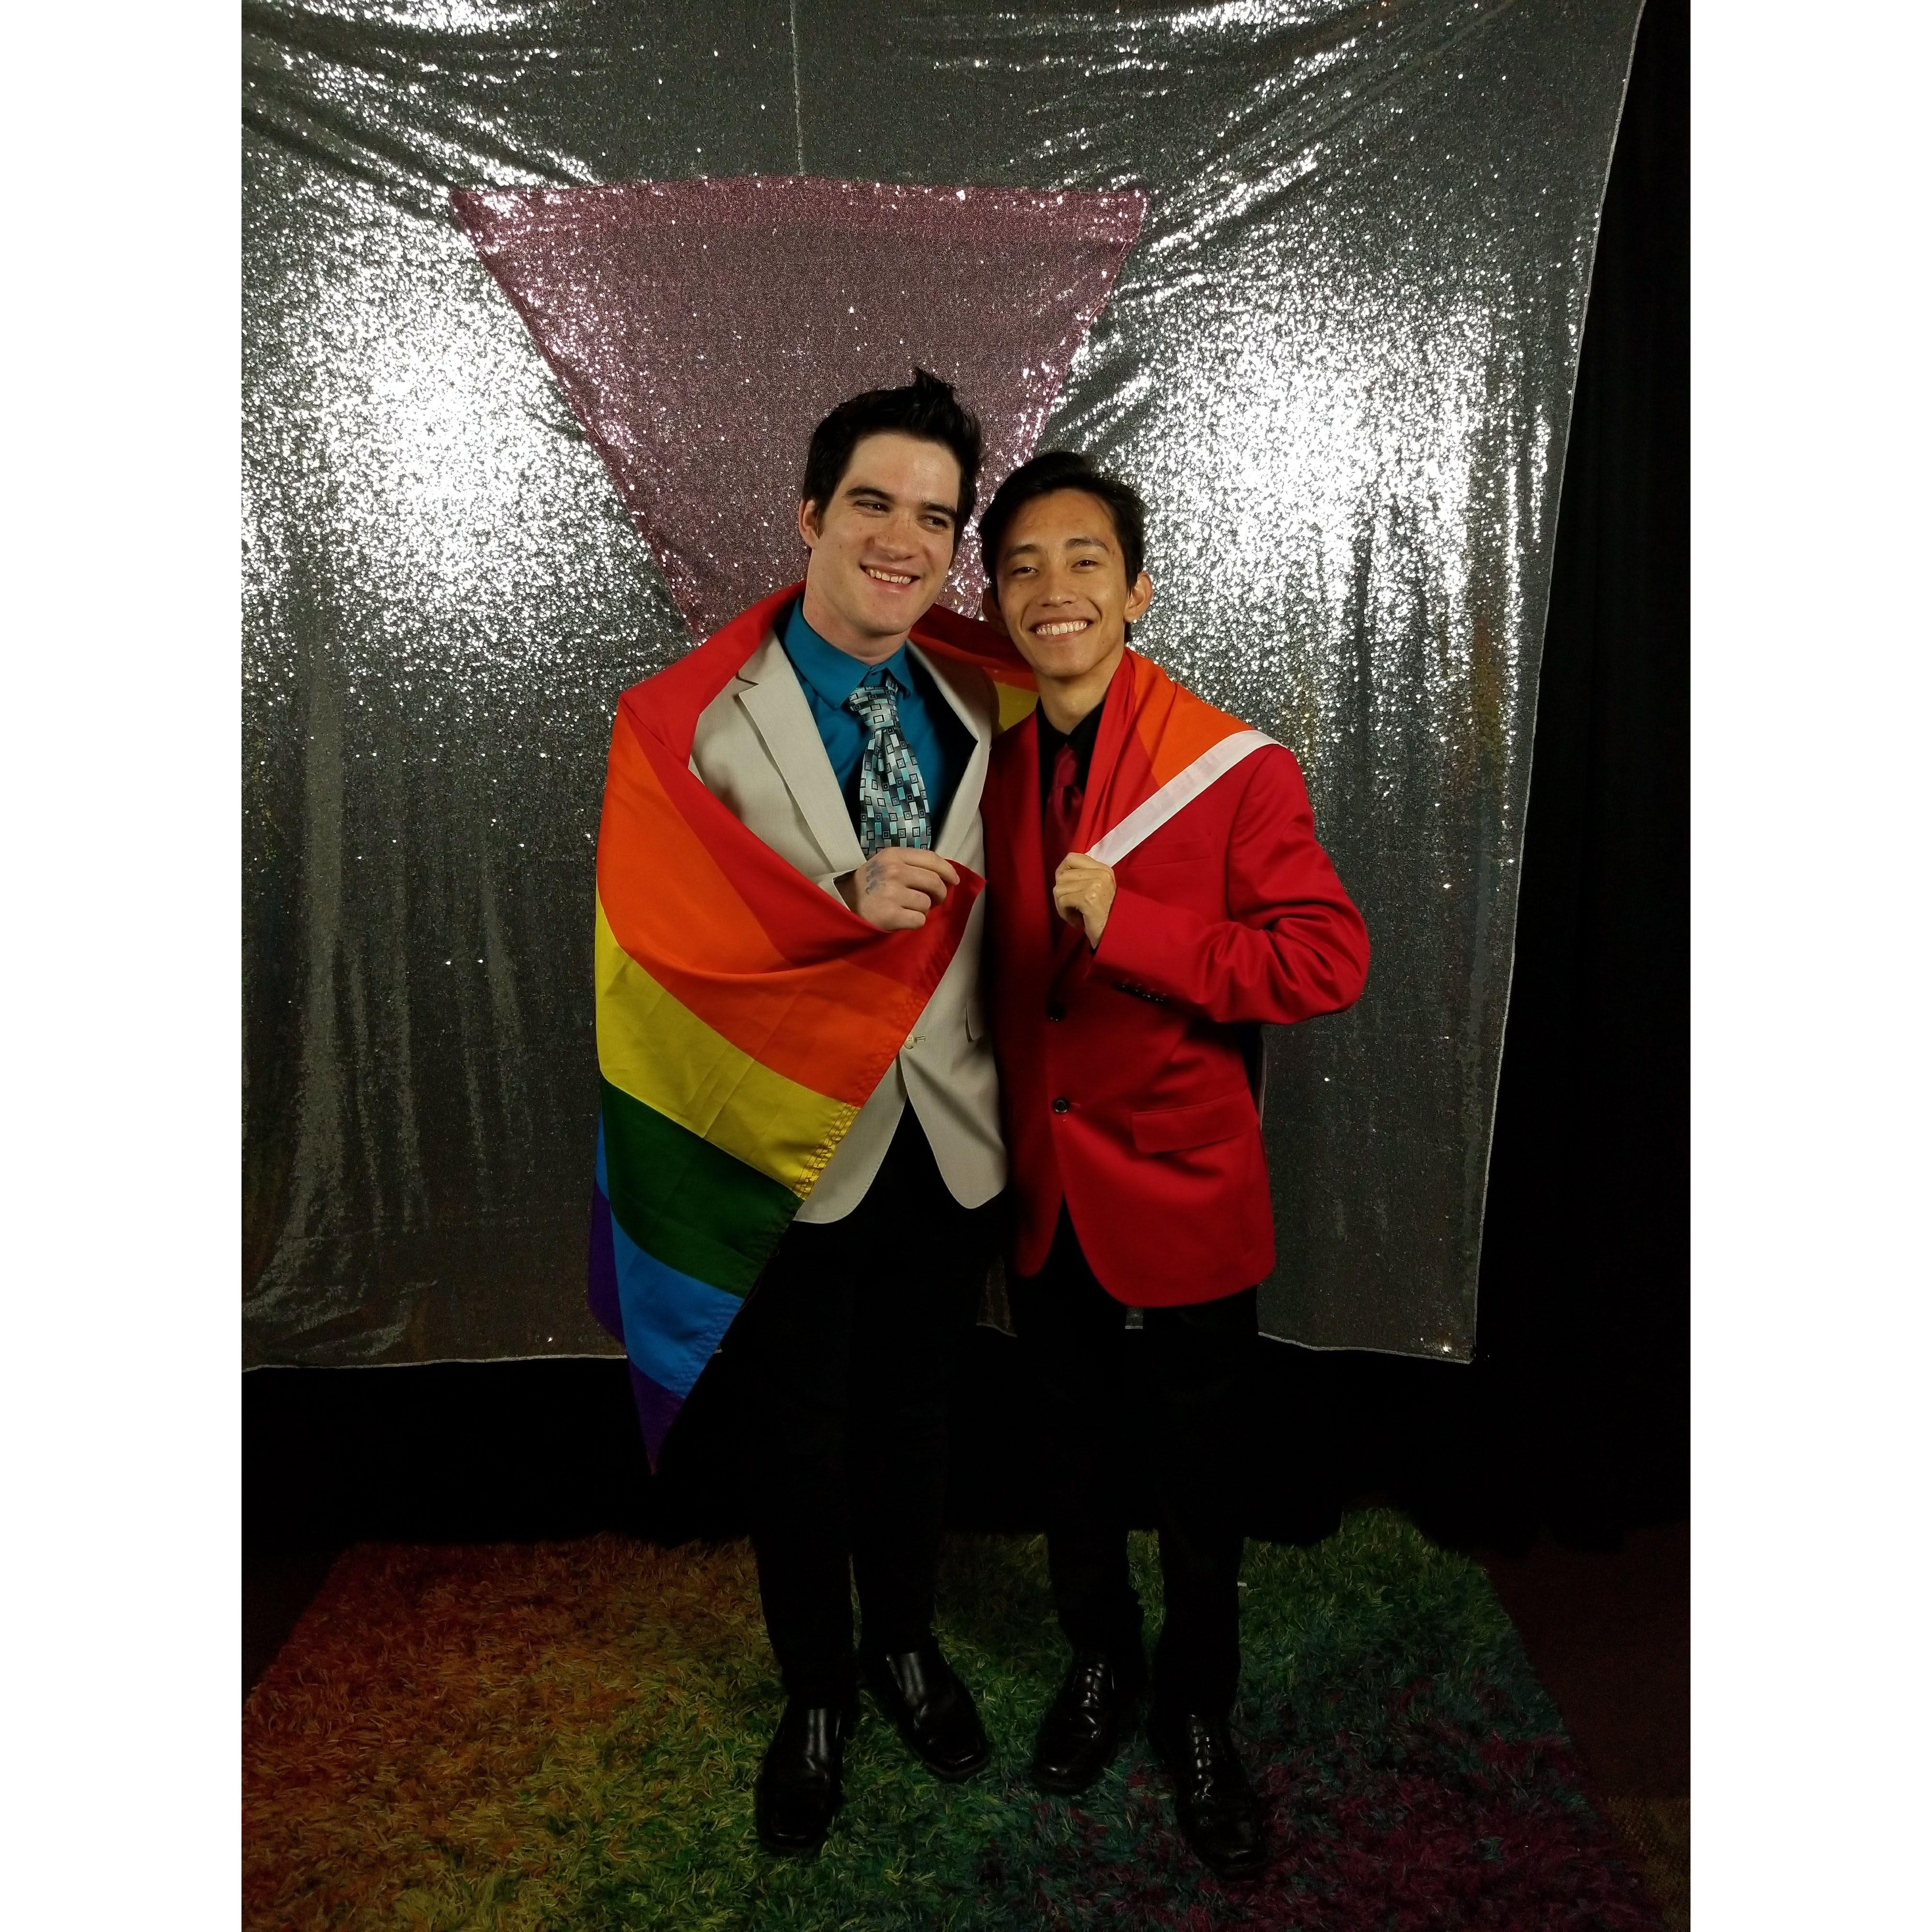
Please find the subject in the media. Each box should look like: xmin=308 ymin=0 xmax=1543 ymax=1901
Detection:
xmin=726 ymin=1105 xmax=998 ymax=1705
xmin=1008 ymin=1206 xmax=1258 ymax=1718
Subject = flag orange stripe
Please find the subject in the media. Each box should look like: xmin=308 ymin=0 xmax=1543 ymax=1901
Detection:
xmin=614 ymin=688 xmax=946 ymax=992
xmin=1127 ymin=654 xmax=1250 ymax=785
xmin=597 ymin=712 xmax=948 ymax=1102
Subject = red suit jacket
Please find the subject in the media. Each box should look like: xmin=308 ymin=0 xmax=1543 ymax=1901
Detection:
xmin=984 ymin=673 xmax=1370 ymax=1306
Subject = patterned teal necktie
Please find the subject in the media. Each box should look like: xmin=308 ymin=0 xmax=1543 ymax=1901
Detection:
xmin=845 ymin=676 xmax=932 ymax=857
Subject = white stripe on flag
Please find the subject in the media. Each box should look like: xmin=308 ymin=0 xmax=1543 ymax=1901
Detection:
xmin=1084 ymin=729 xmax=1276 ymax=866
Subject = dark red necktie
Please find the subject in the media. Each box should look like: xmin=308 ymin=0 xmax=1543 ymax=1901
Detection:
xmin=1043 ymin=739 xmax=1083 ymax=919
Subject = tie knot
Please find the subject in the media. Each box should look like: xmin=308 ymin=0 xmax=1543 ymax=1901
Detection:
xmin=845 ymin=678 xmax=902 ymax=732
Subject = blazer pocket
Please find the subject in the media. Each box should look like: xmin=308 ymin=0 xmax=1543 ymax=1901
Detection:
xmin=1130 ymin=1091 xmax=1255 ymax=1155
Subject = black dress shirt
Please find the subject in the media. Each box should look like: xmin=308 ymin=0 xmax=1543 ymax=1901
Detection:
xmin=1035 ymin=699 xmax=1105 ymax=806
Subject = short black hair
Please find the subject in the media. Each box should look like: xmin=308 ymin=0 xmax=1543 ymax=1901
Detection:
xmin=978 ymin=449 xmax=1148 ymax=586
xmin=800 ymin=368 xmax=982 ymax=545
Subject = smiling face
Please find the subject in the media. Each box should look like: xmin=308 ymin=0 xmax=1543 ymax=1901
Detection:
xmin=797 ymin=430 xmax=964 ymax=663
xmin=983 ymin=487 xmax=1154 ymax=728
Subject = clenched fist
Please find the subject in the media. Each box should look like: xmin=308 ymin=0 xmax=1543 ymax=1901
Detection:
xmin=1053 ymin=851 xmax=1116 ymax=948
xmin=839 ymin=847 xmax=960 ymax=932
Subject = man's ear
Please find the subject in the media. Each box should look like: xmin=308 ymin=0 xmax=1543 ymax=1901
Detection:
xmin=1125 ymin=571 xmax=1154 ymax=623
xmin=980 ymin=585 xmax=1010 ymax=637
xmin=797 ymin=496 xmax=821 ymax=551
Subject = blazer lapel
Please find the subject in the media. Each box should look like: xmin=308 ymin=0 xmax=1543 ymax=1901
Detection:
xmin=734 ymin=633 xmax=865 ymax=875
xmin=1049 ymin=892 xmax=1088 ymax=981
xmin=908 ymin=642 xmax=990 ymax=862
xmin=999 ymin=711 xmax=1060 ymax=971
xmin=1050 ymin=657 xmax=1136 ymax=987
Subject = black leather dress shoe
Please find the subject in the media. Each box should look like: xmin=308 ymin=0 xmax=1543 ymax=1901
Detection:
xmin=754 ymin=1696 xmax=858 ymax=1855
xmin=1147 ymin=1706 xmax=1268 ymax=1879
xmin=861 ymin=1640 xmax=990 ymax=1780
xmin=1031 ymin=1647 xmax=1147 ymax=1794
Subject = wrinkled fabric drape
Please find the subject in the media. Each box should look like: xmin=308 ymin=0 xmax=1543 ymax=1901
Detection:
xmin=243 ymin=0 xmax=1642 ymax=1367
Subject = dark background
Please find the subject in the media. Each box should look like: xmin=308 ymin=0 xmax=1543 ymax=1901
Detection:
xmin=246 ymin=0 xmax=1685 ymax=1608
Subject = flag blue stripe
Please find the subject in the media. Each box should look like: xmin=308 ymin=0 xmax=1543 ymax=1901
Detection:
xmin=608 ymin=1201 xmax=743 ymax=1400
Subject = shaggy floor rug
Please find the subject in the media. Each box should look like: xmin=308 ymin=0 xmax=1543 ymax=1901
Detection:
xmin=242 ymin=1510 xmax=1665 ymax=1930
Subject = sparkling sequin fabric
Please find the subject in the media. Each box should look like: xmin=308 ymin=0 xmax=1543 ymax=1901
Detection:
xmin=243 ymin=0 xmax=1641 ymax=1367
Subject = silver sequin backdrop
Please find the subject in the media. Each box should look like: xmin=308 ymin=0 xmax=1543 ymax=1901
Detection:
xmin=243 ymin=0 xmax=1644 ymax=1367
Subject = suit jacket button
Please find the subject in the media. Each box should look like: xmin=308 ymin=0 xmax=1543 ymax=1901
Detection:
xmin=1051 ymin=1096 xmax=1071 ymax=1114
xmin=1046 ymin=1003 xmax=1066 ymax=1022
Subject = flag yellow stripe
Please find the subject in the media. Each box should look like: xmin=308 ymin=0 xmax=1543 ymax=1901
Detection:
xmin=596 ymin=898 xmax=856 ymax=1199
xmin=995 ymin=680 xmax=1039 ymax=732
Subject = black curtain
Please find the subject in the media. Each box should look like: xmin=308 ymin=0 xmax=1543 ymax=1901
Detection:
xmin=244 ymin=0 xmax=1687 ymax=1556
xmin=1230 ymin=0 xmax=1689 ymax=1550
xmin=1453 ymin=0 xmax=1689 ymax=1539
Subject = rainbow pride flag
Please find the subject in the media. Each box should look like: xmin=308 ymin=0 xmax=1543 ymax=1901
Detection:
xmin=589 ymin=585 xmax=1034 ymax=1463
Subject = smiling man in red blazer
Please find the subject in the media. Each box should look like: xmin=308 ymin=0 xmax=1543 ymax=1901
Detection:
xmin=978 ymin=449 xmax=1369 ymax=1878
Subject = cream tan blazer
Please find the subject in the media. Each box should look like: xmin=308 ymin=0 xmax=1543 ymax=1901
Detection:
xmin=689 ymin=630 xmax=1007 ymax=1223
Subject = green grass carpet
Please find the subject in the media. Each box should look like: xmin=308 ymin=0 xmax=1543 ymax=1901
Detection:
xmin=243 ymin=1510 xmax=1663 ymax=1930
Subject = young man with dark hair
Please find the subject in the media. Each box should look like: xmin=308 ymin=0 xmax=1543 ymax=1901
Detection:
xmin=978 ymin=449 xmax=1370 ymax=1877
xmin=681 ymin=370 xmax=1006 ymax=1851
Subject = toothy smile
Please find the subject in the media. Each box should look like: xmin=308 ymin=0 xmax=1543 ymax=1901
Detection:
xmin=862 ymin=566 xmax=918 ymax=586
xmin=1032 ymin=619 xmax=1092 ymax=637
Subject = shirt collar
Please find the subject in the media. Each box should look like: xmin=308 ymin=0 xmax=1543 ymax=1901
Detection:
xmin=782 ymin=599 xmax=914 ymax=709
xmin=1039 ymin=699 xmax=1104 ymax=760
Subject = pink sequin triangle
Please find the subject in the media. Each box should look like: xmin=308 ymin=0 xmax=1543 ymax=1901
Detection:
xmin=453 ymin=175 xmax=1145 ymax=639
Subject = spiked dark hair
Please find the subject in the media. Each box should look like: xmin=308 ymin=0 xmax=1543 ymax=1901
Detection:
xmin=799 ymin=368 xmax=983 ymax=545
xmin=978 ymin=449 xmax=1149 ymax=586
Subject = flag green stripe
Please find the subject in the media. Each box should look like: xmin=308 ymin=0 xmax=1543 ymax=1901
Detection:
xmin=599 ymin=1078 xmax=798 ymax=1296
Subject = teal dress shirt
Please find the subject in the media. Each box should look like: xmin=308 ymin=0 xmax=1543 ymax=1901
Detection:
xmin=779 ymin=599 xmax=970 ymax=837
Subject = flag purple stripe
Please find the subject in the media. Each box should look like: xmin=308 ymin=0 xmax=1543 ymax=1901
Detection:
xmin=627 ymin=1363 xmax=683 ymax=1470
